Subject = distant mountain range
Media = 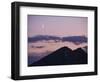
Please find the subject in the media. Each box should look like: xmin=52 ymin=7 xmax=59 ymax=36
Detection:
xmin=28 ymin=35 xmax=87 ymax=44
xmin=29 ymin=46 xmax=87 ymax=66
xmin=28 ymin=35 xmax=60 ymax=42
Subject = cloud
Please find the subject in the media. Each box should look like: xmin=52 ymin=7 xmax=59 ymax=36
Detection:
xmin=28 ymin=35 xmax=87 ymax=45
xmin=62 ymin=36 xmax=87 ymax=45
xmin=28 ymin=35 xmax=61 ymax=42
xmin=31 ymin=45 xmax=45 ymax=48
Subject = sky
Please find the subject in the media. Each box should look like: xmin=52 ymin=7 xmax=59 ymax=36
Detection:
xmin=28 ymin=15 xmax=88 ymax=37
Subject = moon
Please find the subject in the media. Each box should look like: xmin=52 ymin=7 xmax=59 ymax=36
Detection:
xmin=42 ymin=24 xmax=45 ymax=29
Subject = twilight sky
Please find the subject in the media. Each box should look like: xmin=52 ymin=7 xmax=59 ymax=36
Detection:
xmin=28 ymin=15 xmax=88 ymax=37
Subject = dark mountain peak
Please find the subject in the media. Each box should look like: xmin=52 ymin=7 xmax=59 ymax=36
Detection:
xmin=49 ymin=46 xmax=73 ymax=58
xmin=74 ymin=48 xmax=82 ymax=51
xmin=73 ymin=47 xmax=87 ymax=57
xmin=81 ymin=46 xmax=88 ymax=53
xmin=73 ymin=46 xmax=87 ymax=53
xmin=29 ymin=46 xmax=73 ymax=66
xmin=29 ymin=46 xmax=87 ymax=66
xmin=73 ymin=48 xmax=85 ymax=54
xmin=56 ymin=46 xmax=72 ymax=52
xmin=42 ymin=46 xmax=72 ymax=58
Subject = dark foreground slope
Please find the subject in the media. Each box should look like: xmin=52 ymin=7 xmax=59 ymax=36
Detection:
xmin=29 ymin=47 xmax=87 ymax=66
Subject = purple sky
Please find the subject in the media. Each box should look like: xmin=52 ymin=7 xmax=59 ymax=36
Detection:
xmin=28 ymin=15 xmax=88 ymax=37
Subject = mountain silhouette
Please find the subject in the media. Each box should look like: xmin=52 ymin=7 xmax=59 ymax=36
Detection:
xmin=81 ymin=46 xmax=88 ymax=52
xmin=62 ymin=36 xmax=87 ymax=43
xmin=29 ymin=46 xmax=87 ymax=66
xmin=67 ymin=48 xmax=87 ymax=64
xmin=28 ymin=35 xmax=61 ymax=43
xmin=28 ymin=35 xmax=87 ymax=44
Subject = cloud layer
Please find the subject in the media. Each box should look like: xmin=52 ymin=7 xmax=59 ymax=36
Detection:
xmin=28 ymin=35 xmax=87 ymax=45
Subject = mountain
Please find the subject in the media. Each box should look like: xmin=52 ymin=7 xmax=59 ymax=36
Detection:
xmin=62 ymin=36 xmax=87 ymax=43
xmin=71 ymin=48 xmax=87 ymax=64
xmin=81 ymin=46 xmax=88 ymax=52
xmin=29 ymin=46 xmax=87 ymax=66
xmin=28 ymin=35 xmax=87 ymax=44
xmin=28 ymin=35 xmax=61 ymax=43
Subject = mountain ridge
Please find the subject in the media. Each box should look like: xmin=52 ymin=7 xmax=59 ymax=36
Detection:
xmin=29 ymin=46 xmax=87 ymax=66
xmin=28 ymin=35 xmax=87 ymax=44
